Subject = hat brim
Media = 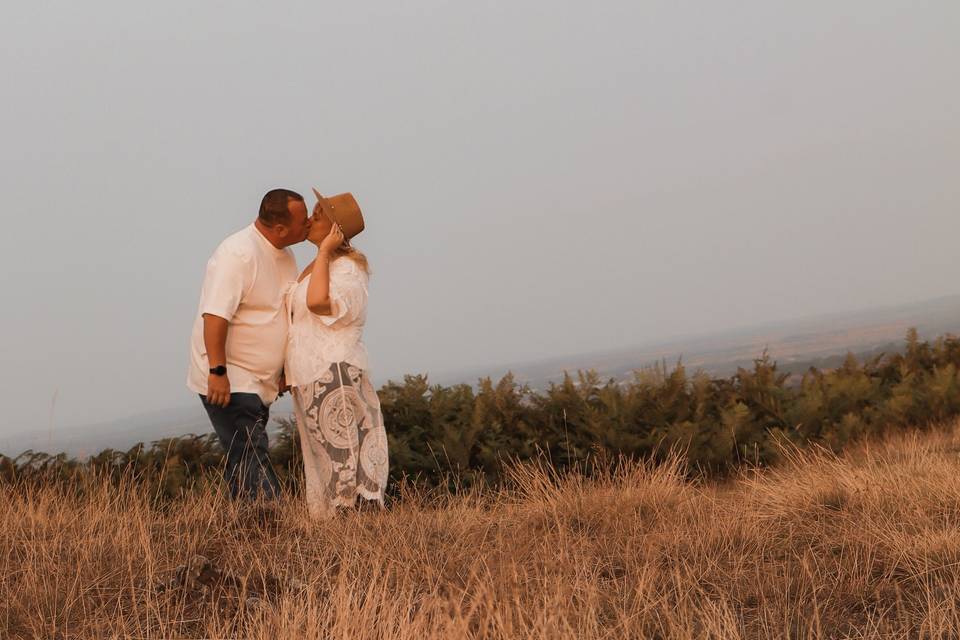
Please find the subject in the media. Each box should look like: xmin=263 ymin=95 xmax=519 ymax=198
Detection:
xmin=311 ymin=187 xmax=338 ymax=225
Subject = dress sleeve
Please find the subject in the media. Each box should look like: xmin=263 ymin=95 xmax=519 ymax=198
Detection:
xmin=318 ymin=259 xmax=368 ymax=328
xmin=199 ymin=248 xmax=251 ymax=322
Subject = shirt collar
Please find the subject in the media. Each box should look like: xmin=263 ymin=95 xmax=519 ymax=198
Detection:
xmin=250 ymin=223 xmax=287 ymax=255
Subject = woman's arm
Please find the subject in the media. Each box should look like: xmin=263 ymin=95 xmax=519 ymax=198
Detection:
xmin=305 ymin=219 xmax=344 ymax=316
xmin=306 ymin=249 xmax=335 ymax=315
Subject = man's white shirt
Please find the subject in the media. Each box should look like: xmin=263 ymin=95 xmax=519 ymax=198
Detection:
xmin=187 ymin=224 xmax=297 ymax=405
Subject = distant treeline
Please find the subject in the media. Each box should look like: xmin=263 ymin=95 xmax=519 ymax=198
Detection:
xmin=5 ymin=329 xmax=960 ymax=497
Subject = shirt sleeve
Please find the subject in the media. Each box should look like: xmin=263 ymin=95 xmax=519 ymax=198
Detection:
xmin=199 ymin=248 xmax=251 ymax=322
xmin=318 ymin=260 xmax=368 ymax=327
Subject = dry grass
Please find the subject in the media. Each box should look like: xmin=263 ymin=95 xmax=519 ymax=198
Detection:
xmin=6 ymin=423 xmax=960 ymax=639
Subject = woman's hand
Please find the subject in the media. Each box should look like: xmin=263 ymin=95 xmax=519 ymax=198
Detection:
xmin=318 ymin=223 xmax=344 ymax=255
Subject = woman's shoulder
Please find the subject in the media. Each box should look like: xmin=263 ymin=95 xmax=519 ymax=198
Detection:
xmin=331 ymin=255 xmax=367 ymax=279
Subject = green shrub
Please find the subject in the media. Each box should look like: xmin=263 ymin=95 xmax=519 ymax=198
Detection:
xmin=6 ymin=330 xmax=960 ymax=495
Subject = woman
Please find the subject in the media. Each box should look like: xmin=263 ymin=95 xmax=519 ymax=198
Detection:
xmin=285 ymin=190 xmax=388 ymax=518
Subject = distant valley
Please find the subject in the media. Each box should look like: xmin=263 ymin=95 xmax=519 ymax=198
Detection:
xmin=434 ymin=295 xmax=960 ymax=388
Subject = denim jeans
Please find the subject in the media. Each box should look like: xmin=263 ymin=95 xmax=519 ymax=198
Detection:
xmin=199 ymin=392 xmax=280 ymax=500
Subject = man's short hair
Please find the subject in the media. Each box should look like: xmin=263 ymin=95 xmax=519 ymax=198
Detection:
xmin=258 ymin=188 xmax=304 ymax=227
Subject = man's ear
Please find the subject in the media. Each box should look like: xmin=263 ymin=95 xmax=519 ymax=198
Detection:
xmin=273 ymin=224 xmax=290 ymax=239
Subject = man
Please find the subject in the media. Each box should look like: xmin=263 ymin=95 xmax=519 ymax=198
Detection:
xmin=187 ymin=188 xmax=310 ymax=499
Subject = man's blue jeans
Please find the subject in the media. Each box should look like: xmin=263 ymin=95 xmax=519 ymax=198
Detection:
xmin=199 ymin=392 xmax=280 ymax=500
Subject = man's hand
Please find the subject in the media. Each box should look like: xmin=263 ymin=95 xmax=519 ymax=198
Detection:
xmin=207 ymin=372 xmax=231 ymax=407
xmin=202 ymin=313 xmax=231 ymax=407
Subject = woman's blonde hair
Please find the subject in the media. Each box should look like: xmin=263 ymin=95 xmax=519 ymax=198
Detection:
xmin=332 ymin=243 xmax=370 ymax=274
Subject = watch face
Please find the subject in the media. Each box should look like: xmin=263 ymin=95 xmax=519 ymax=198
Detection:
xmin=210 ymin=365 xmax=227 ymax=375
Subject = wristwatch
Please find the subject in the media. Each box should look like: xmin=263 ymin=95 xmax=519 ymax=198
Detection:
xmin=209 ymin=365 xmax=227 ymax=376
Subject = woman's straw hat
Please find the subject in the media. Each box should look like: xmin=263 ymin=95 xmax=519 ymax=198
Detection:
xmin=312 ymin=188 xmax=364 ymax=240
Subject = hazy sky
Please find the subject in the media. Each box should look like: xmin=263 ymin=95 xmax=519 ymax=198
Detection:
xmin=1 ymin=1 xmax=958 ymax=435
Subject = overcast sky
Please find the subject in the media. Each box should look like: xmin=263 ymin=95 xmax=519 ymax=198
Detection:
xmin=0 ymin=1 xmax=958 ymax=435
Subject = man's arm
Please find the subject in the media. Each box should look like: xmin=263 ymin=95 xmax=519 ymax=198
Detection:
xmin=203 ymin=313 xmax=231 ymax=407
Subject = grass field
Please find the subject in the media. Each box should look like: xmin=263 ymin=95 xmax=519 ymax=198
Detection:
xmin=6 ymin=422 xmax=960 ymax=638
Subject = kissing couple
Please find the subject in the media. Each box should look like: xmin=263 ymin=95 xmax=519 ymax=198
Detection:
xmin=186 ymin=188 xmax=389 ymax=519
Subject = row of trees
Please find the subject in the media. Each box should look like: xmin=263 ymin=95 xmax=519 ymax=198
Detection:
xmin=5 ymin=329 xmax=960 ymax=497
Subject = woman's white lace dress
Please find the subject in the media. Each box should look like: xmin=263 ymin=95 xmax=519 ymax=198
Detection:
xmin=285 ymin=257 xmax=388 ymax=517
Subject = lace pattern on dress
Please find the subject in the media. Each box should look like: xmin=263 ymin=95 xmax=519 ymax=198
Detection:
xmin=292 ymin=362 xmax=388 ymax=518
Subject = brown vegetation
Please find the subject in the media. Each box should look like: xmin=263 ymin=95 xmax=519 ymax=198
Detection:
xmin=6 ymin=421 xmax=960 ymax=638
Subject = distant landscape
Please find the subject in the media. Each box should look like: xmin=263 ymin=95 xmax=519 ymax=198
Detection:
xmin=5 ymin=294 xmax=960 ymax=458
xmin=446 ymin=294 xmax=960 ymax=389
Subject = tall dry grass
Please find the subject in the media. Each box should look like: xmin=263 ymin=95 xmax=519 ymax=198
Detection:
xmin=6 ymin=422 xmax=960 ymax=639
